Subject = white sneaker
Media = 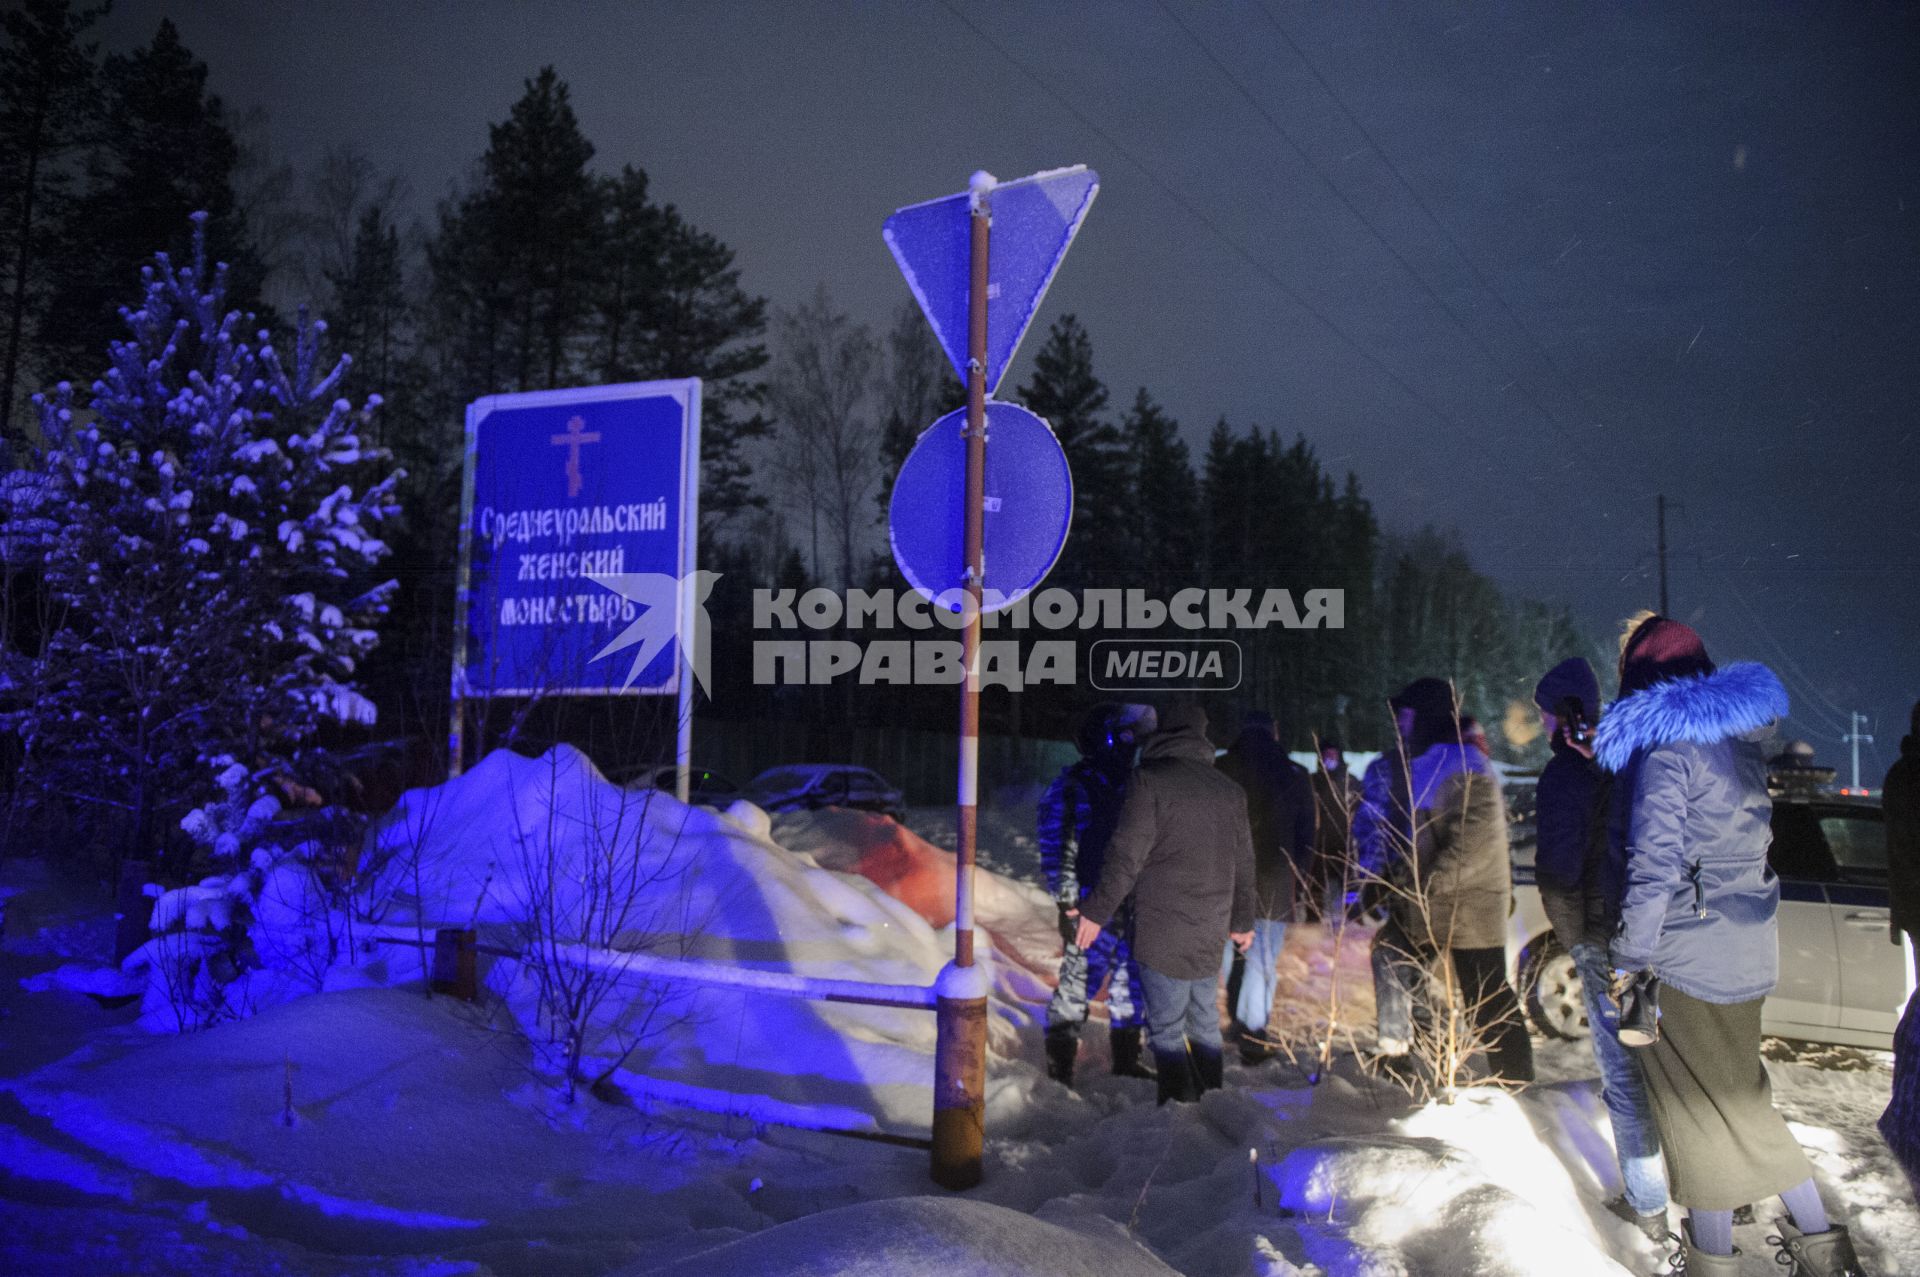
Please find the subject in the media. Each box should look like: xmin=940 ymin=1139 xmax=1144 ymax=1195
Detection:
xmin=1376 ymin=1035 xmax=1409 ymax=1056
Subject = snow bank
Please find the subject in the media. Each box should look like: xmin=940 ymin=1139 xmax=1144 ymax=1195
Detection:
xmin=771 ymin=806 xmax=1061 ymax=1005
xmin=619 ymin=1194 xmax=1179 ymax=1276
xmin=1274 ymin=1101 xmax=1630 ymax=1276
xmin=360 ymin=746 xmax=1057 ymax=1133
xmin=17 ymin=961 xmax=141 ymax=999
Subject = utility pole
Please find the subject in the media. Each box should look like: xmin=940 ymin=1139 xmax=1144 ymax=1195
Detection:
xmin=1843 ymin=712 xmax=1874 ymax=793
xmin=1657 ymin=494 xmax=1670 ymax=616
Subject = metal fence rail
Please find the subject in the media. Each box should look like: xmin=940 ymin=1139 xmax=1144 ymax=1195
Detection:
xmin=365 ymin=923 xmax=937 ymax=1010
xmin=366 ymin=923 xmax=943 ymax=1149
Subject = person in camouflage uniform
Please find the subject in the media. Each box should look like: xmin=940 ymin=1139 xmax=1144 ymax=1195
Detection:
xmin=1042 ymin=702 xmax=1156 ymax=1086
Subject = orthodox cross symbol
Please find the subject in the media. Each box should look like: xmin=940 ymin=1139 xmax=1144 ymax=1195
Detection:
xmin=550 ymin=414 xmax=601 ymax=499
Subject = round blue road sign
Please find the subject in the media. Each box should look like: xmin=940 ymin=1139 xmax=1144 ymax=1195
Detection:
xmin=889 ymin=402 xmax=1074 ymax=615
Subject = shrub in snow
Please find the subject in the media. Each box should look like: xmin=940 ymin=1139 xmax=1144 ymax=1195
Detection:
xmin=1 ymin=212 xmax=400 ymax=871
xmin=125 ymin=754 xmax=361 ymax=1031
xmin=495 ymin=748 xmax=709 ymax=1102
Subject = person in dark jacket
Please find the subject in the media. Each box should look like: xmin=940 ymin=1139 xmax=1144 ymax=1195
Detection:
xmin=1309 ymin=734 xmax=1361 ymax=921
xmin=1533 ymin=657 xmax=1669 ymax=1237
xmin=1879 ymin=700 xmax=1920 ymax=1210
xmin=1882 ymin=995 xmax=1920 ymax=1212
xmin=1886 ymin=700 xmax=1920 ymax=985
xmin=1598 ymin=617 xmax=1861 ymax=1275
xmin=1367 ymin=682 xmax=1428 ymax=1060
xmin=1216 ymin=710 xmax=1316 ymax=1062
xmin=1077 ymin=704 xmax=1256 ymax=1104
xmin=1039 ymin=703 xmax=1157 ymax=1086
xmin=1370 ymin=677 xmax=1534 ymax=1084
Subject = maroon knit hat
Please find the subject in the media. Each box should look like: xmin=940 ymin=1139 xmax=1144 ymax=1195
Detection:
xmin=1618 ymin=616 xmax=1715 ymax=697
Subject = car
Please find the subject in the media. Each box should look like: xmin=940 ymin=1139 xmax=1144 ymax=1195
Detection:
xmin=1508 ymin=791 xmax=1905 ymax=1050
xmin=745 ymin=764 xmax=905 ymax=818
xmin=606 ymin=763 xmax=744 ymax=805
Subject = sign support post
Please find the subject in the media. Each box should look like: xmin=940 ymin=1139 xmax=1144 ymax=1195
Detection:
xmin=930 ymin=171 xmax=994 ymax=1191
xmin=959 ymin=175 xmax=989 ymax=973
xmin=887 ymin=163 xmax=1095 ymax=1191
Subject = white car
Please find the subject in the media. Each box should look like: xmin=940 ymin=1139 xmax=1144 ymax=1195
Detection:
xmin=1508 ymin=793 xmax=1904 ymax=1050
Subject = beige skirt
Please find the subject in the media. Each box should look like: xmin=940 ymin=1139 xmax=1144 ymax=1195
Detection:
xmin=1637 ymin=985 xmax=1814 ymax=1210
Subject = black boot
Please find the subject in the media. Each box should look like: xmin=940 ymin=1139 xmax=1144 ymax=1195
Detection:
xmin=1045 ymin=1028 xmax=1079 ymax=1087
xmin=1154 ymin=1048 xmax=1199 ymax=1104
xmin=1109 ymin=1026 xmax=1155 ymax=1079
xmin=1193 ymin=1043 xmax=1225 ymax=1094
xmin=1672 ymin=1225 xmax=1743 ymax=1276
xmin=1770 ymin=1219 xmax=1866 ymax=1277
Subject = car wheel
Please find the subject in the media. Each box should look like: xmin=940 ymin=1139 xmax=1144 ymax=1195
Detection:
xmin=1522 ymin=940 xmax=1591 ymax=1040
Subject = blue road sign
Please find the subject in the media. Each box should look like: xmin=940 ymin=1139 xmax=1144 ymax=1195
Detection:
xmin=883 ymin=166 xmax=1099 ymax=397
xmin=889 ymin=402 xmax=1073 ymax=614
xmin=455 ymin=379 xmax=701 ymax=697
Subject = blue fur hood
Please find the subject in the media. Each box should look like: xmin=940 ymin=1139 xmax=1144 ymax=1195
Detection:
xmin=1594 ymin=662 xmax=1788 ymax=773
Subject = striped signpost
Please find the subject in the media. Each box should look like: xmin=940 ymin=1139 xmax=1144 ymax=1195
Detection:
xmin=883 ymin=167 xmax=1097 ymax=1188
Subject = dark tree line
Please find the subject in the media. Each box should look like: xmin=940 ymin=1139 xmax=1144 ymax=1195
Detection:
xmin=2 ymin=7 xmax=271 ymax=461
xmin=730 ymin=308 xmax=1604 ymax=761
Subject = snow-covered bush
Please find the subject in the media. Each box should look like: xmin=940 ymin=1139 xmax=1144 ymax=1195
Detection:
xmin=1 ymin=212 xmax=401 ymax=870
xmin=124 ymin=755 xmax=361 ymax=1031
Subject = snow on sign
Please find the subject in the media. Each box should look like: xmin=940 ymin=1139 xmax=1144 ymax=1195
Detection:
xmin=883 ymin=165 xmax=1099 ymax=396
xmin=454 ymin=379 xmax=701 ymax=699
xmin=890 ymin=402 xmax=1073 ymax=614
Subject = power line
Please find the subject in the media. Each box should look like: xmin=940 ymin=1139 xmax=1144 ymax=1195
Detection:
xmin=1251 ymin=0 xmax=1668 ymax=500
xmin=1680 ymin=553 xmax=1882 ymax=764
xmin=1669 ymin=501 xmax=1852 ymax=738
xmin=932 ymin=0 xmax=1517 ymax=473
xmin=1721 ymin=572 xmax=1852 ymax=737
xmin=1154 ymin=0 xmax=1634 ymax=497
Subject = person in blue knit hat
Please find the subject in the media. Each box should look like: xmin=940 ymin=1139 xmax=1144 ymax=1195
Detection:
xmin=1533 ymin=656 xmax=1669 ymax=1240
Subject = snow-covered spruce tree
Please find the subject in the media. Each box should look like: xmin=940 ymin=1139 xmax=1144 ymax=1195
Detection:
xmin=6 ymin=212 xmax=400 ymax=872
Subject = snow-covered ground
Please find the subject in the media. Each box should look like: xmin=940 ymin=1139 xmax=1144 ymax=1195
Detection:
xmin=2 ymin=747 xmax=1915 ymax=1275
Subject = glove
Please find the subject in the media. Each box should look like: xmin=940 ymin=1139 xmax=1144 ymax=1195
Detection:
xmin=1611 ymin=969 xmax=1660 ymax=1048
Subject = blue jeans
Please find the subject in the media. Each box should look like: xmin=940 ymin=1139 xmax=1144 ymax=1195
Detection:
xmin=1137 ymin=962 xmax=1224 ymax=1062
xmin=1221 ymin=919 xmax=1287 ymax=1032
xmin=1571 ymin=942 xmax=1669 ymax=1215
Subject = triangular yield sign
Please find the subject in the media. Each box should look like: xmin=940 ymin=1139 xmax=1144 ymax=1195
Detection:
xmin=882 ymin=166 xmax=1099 ymax=398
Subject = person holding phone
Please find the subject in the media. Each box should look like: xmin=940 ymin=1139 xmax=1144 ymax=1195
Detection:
xmin=1533 ymin=657 xmax=1669 ymax=1241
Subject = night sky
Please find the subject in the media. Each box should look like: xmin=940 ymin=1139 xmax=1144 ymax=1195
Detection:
xmin=98 ymin=0 xmax=1920 ymax=772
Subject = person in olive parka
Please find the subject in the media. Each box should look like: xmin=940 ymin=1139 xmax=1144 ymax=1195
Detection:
xmin=1075 ymin=704 xmax=1256 ymax=1104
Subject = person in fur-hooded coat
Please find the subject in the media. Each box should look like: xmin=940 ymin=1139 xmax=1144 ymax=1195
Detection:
xmin=1596 ymin=617 xmax=1861 ymax=1276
